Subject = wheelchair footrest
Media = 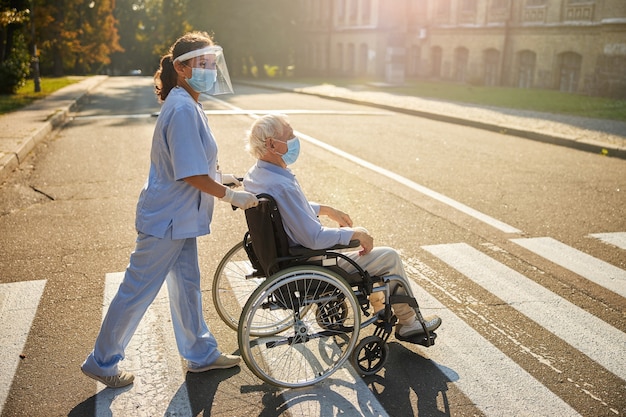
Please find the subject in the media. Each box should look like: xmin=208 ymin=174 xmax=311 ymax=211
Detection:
xmin=395 ymin=331 xmax=437 ymax=347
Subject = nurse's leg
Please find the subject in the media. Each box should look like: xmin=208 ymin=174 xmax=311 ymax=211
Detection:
xmin=166 ymin=237 xmax=219 ymax=367
xmin=83 ymin=232 xmax=185 ymax=376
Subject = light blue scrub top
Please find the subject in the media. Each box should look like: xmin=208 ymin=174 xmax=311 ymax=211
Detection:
xmin=135 ymin=87 xmax=218 ymax=239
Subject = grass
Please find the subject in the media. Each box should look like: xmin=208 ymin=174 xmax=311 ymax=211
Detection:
xmin=281 ymin=77 xmax=626 ymax=122
xmin=0 ymin=77 xmax=81 ymax=115
xmin=2 ymin=75 xmax=625 ymax=122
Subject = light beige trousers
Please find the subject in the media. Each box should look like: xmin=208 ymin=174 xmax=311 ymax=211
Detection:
xmin=338 ymin=246 xmax=417 ymax=325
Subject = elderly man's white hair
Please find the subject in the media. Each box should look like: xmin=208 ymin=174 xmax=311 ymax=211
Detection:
xmin=246 ymin=114 xmax=290 ymax=159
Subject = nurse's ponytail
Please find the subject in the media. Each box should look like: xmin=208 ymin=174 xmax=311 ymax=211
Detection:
xmin=155 ymin=55 xmax=177 ymax=102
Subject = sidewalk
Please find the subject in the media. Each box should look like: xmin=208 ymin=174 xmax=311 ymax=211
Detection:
xmin=238 ymin=79 xmax=626 ymax=159
xmin=0 ymin=76 xmax=107 ymax=182
xmin=1 ymin=76 xmax=624 ymax=183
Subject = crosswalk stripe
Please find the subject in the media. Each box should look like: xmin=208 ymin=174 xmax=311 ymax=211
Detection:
xmin=511 ymin=237 xmax=626 ymax=298
xmin=421 ymin=243 xmax=626 ymax=381
xmin=404 ymin=258 xmax=582 ymax=417
xmin=589 ymin=232 xmax=626 ymax=250
xmin=0 ymin=280 xmax=46 ymax=413
xmin=95 ymin=273 xmax=192 ymax=416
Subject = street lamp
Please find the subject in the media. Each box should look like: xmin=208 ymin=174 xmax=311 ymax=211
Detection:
xmin=30 ymin=0 xmax=41 ymax=92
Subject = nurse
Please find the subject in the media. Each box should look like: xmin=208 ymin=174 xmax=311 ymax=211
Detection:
xmin=81 ymin=32 xmax=258 ymax=388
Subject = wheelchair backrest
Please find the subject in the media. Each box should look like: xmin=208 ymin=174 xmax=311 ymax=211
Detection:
xmin=244 ymin=194 xmax=290 ymax=276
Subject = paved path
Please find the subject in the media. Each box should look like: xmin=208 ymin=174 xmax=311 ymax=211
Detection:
xmin=1 ymin=76 xmax=624 ymax=182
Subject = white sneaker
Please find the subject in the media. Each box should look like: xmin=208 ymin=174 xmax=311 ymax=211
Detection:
xmin=187 ymin=353 xmax=241 ymax=373
xmin=397 ymin=315 xmax=442 ymax=338
xmin=81 ymin=366 xmax=134 ymax=388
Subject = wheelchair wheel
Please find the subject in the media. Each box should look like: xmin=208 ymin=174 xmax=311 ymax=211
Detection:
xmin=238 ymin=266 xmax=361 ymax=388
xmin=351 ymin=335 xmax=389 ymax=376
xmin=212 ymin=241 xmax=263 ymax=331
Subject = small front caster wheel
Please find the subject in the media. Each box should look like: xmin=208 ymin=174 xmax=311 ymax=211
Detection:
xmin=351 ymin=335 xmax=388 ymax=376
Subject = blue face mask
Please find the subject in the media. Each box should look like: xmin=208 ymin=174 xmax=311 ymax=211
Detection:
xmin=279 ymin=136 xmax=300 ymax=165
xmin=186 ymin=68 xmax=217 ymax=93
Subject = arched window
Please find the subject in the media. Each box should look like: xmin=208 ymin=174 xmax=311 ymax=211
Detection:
xmin=557 ymin=51 xmax=582 ymax=93
xmin=483 ymin=48 xmax=500 ymax=86
xmin=431 ymin=46 xmax=442 ymax=78
xmin=454 ymin=47 xmax=469 ymax=82
xmin=517 ymin=50 xmax=536 ymax=88
xmin=358 ymin=43 xmax=368 ymax=75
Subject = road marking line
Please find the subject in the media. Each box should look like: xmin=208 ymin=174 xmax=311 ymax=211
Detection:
xmin=206 ymin=95 xmax=523 ymax=235
xmin=95 ymin=272 xmax=192 ymax=416
xmin=589 ymin=232 xmax=626 ymax=250
xmin=511 ymin=237 xmax=626 ymax=298
xmin=0 ymin=280 xmax=46 ymax=413
xmin=403 ymin=260 xmax=583 ymax=416
xmin=74 ymin=109 xmax=391 ymax=120
xmin=422 ymin=242 xmax=626 ymax=380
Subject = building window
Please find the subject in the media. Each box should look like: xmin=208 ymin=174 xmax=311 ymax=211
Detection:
xmin=362 ymin=0 xmax=371 ymax=23
xmin=431 ymin=46 xmax=443 ymax=77
xmin=523 ymin=0 xmax=547 ymax=23
xmin=461 ymin=0 xmax=477 ymax=12
xmin=517 ymin=50 xmax=536 ymax=88
xmin=459 ymin=0 xmax=477 ymax=24
xmin=558 ymin=52 xmax=582 ymax=93
xmin=347 ymin=43 xmax=356 ymax=75
xmin=349 ymin=0 xmax=358 ymax=22
xmin=454 ymin=47 xmax=469 ymax=82
xmin=564 ymin=1 xmax=595 ymax=21
xmin=337 ymin=0 xmax=346 ymax=21
xmin=358 ymin=43 xmax=368 ymax=75
xmin=436 ymin=0 xmax=451 ymax=23
xmin=408 ymin=45 xmax=421 ymax=76
xmin=483 ymin=49 xmax=500 ymax=86
xmin=336 ymin=43 xmax=344 ymax=74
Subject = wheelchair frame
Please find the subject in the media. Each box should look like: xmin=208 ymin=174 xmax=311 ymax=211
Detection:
xmin=212 ymin=194 xmax=436 ymax=388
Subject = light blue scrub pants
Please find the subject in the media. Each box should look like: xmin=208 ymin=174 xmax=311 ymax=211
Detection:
xmin=82 ymin=229 xmax=220 ymax=377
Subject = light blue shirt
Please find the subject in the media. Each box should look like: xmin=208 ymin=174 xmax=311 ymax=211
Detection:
xmin=135 ymin=87 xmax=218 ymax=239
xmin=244 ymin=160 xmax=354 ymax=249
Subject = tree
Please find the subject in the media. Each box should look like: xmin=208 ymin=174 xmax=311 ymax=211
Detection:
xmin=33 ymin=0 xmax=122 ymax=76
xmin=0 ymin=1 xmax=31 ymax=93
xmin=185 ymin=0 xmax=298 ymax=77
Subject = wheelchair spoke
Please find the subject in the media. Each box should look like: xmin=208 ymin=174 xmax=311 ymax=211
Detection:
xmin=239 ymin=267 xmax=361 ymax=388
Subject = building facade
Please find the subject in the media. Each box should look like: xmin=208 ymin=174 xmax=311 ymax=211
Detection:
xmin=296 ymin=0 xmax=626 ymax=97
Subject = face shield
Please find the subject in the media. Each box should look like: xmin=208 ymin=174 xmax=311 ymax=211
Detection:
xmin=174 ymin=45 xmax=234 ymax=95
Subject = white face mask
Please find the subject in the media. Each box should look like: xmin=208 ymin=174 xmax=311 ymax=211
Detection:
xmin=276 ymin=136 xmax=300 ymax=165
xmin=186 ymin=67 xmax=217 ymax=93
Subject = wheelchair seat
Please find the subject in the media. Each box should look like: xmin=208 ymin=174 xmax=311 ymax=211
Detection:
xmin=244 ymin=194 xmax=364 ymax=284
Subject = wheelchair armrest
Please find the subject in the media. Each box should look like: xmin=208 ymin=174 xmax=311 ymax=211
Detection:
xmin=288 ymin=239 xmax=360 ymax=257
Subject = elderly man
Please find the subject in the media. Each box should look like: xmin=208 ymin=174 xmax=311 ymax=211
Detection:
xmin=242 ymin=114 xmax=441 ymax=340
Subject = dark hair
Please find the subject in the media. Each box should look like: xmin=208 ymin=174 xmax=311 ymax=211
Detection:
xmin=154 ymin=31 xmax=214 ymax=101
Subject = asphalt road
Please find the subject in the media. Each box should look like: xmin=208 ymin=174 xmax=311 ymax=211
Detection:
xmin=1 ymin=77 xmax=624 ymax=417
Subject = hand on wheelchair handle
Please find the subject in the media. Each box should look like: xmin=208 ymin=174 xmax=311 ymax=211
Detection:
xmin=221 ymin=188 xmax=259 ymax=210
xmin=221 ymin=174 xmax=243 ymax=188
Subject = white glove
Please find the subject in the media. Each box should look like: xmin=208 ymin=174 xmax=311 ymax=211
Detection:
xmin=221 ymin=187 xmax=258 ymax=210
xmin=221 ymin=173 xmax=242 ymax=187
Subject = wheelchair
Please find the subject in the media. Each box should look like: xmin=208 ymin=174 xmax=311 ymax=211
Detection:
xmin=213 ymin=194 xmax=437 ymax=388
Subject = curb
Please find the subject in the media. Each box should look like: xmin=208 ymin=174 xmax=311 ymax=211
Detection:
xmin=0 ymin=76 xmax=108 ymax=182
xmin=236 ymin=80 xmax=626 ymax=160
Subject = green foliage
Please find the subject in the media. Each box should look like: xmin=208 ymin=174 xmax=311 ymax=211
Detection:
xmin=0 ymin=32 xmax=31 ymax=94
xmin=0 ymin=77 xmax=79 ymax=114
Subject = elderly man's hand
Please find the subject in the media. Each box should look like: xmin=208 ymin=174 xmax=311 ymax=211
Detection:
xmin=320 ymin=205 xmax=353 ymax=227
xmin=351 ymin=228 xmax=374 ymax=255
